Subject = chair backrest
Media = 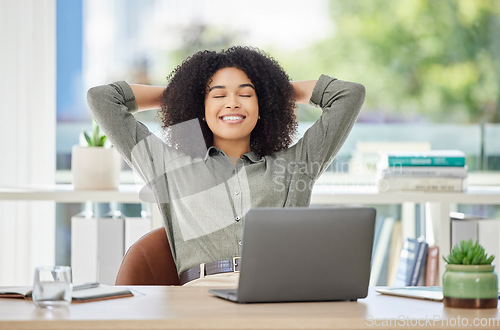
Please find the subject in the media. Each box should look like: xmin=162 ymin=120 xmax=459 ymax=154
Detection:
xmin=115 ymin=227 xmax=180 ymax=285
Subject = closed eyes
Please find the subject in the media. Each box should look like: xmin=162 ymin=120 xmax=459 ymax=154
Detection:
xmin=212 ymin=94 xmax=253 ymax=98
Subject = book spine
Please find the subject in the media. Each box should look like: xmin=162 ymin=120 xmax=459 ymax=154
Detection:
xmin=378 ymin=177 xmax=466 ymax=192
xmin=387 ymin=221 xmax=403 ymax=286
xmin=369 ymin=217 xmax=395 ymax=286
xmin=425 ymin=246 xmax=439 ymax=286
xmin=411 ymin=241 xmax=428 ymax=286
xmin=387 ymin=156 xmax=465 ymax=167
xmin=393 ymin=238 xmax=418 ymax=286
xmin=380 ymin=166 xmax=468 ymax=178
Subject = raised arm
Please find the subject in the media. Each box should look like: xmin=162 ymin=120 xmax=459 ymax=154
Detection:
xmin=129 ymin=84 xmax=165 ymax=111
xmin=287 ymin=75 xmax=365 ymax=180
xmin=291 ymin=80 xmax=318 ymax=104
xmin=87 ymin=81 xmax=159 ymax=165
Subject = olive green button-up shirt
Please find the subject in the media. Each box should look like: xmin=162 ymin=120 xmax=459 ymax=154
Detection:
xmin=87 ymin=74 xmax=365 ymax=275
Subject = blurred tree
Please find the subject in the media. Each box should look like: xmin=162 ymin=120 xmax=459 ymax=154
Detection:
xmin=304 ymin=0 xmax=500 ymax=123
xmin=168 ymin=24 xmax=240 ymax=71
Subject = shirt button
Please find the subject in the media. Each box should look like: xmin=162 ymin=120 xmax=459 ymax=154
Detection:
xmin=235 ymin=190 xmax=240 ymax=195
xmin=235 ymin=216 xmax=241 ymax=222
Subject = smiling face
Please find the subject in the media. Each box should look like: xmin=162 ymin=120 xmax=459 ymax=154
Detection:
xmin=204 ymin=67 xmax=259 ymax=153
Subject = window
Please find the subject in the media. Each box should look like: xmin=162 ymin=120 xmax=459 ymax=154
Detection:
xmin=58 ymin=0 xmax=500 ymax=177
xmin=56 ymin=1 xmax=500 ymax=282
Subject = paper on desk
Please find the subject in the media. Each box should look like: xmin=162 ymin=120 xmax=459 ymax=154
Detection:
xmin=0 ymin=284 xmax=133 ymax=303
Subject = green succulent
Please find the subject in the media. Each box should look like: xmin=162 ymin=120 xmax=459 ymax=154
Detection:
xmin=83 ymin=120 xmax=107 ymax=147
xmin=443 ymin=239 xmax=495 ymax=265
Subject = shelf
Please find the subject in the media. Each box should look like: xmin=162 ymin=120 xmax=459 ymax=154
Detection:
xmin=0 ymin=185 xmax=143 ymax=203
xmin=1 ymin=184 xmax=500 ymax=205
xmin=311 ymin=185 xmax=500 ymax=205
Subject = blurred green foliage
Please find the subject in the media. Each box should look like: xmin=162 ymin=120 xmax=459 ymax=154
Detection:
xmin=168 ymin=24 xmax=239 ymax=69
xmin=157 ymin=0 xmax=500 ymax=124
xmin=293 ymin=0 xmax=500 ymax=123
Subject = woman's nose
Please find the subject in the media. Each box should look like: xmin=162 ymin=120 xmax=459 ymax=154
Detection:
xmin=225 ymin=95 xmax=240 ymax=109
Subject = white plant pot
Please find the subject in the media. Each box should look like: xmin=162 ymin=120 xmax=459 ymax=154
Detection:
xmin=71 ymin=146 xmax=121 ymax=190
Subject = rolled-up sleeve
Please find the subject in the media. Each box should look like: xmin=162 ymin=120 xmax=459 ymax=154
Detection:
xmin=87 ymin=81 xmax=153 ymax=165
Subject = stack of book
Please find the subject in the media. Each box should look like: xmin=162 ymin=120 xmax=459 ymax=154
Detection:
xmin=392 ymin=237 xmax=440 ymax=287
xmin=393 ymin=238 xmax=429 ymax=286
xmin=376 ymin=150 xmax=467 ymax=192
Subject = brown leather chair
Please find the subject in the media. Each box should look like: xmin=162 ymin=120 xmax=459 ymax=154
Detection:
xmin=115 ymin=227 xmax=180 ymax=285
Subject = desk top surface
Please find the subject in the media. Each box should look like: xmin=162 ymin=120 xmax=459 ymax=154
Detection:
xmin=0 ymin=286 xmax=498 ymax=330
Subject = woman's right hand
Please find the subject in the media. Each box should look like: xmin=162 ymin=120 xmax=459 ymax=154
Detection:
xmin=290 ymin=80 xmax=317 ymax=104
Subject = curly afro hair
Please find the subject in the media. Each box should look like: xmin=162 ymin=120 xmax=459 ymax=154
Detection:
xmin=158 ymin=46 xmax=297 ymax=157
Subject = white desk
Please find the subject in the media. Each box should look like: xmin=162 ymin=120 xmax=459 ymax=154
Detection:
xmin=0 ymin=286 xmax=498 ymax=329
xmin=2 ymin=184 xmax=500 ymax=281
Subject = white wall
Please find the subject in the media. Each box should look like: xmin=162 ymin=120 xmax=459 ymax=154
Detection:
xmin=0 ymin=0 xmax=56 ymax=285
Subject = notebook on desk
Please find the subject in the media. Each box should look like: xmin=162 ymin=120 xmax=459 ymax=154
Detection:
xmin=375 ymin=286 xmax=500 ymax=302
xmin=209 ymin=207 xmax=376 ymax=303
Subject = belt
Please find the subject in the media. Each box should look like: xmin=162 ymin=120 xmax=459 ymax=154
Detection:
xmin=179 ymin=257 xmax=241 ymax=285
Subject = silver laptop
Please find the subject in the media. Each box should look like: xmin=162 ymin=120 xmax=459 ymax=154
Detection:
xmin=209 ymin=207 xmax=376 ymax=303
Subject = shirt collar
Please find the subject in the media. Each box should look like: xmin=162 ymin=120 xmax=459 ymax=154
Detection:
xmin=242 ymin=151 xmax=264 ymax=163
xmin=203 ymin=146 xmax=264 ymax=163
xmin=204 ymin=146 xmax=221 ymax=161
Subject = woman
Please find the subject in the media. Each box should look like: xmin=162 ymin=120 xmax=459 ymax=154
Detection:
xmin=87 ymin=46 xmax=365 ymax=286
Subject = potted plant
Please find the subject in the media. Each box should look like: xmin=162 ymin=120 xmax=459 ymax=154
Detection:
xmin=442 ymin=239 xmax=498 ymax=308
xmin=71 ymin=120 xmax=121 ymax=190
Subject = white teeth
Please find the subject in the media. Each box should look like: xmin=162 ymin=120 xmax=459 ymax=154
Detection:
xmin=221 ymin=115 xmax=244 ymax=121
